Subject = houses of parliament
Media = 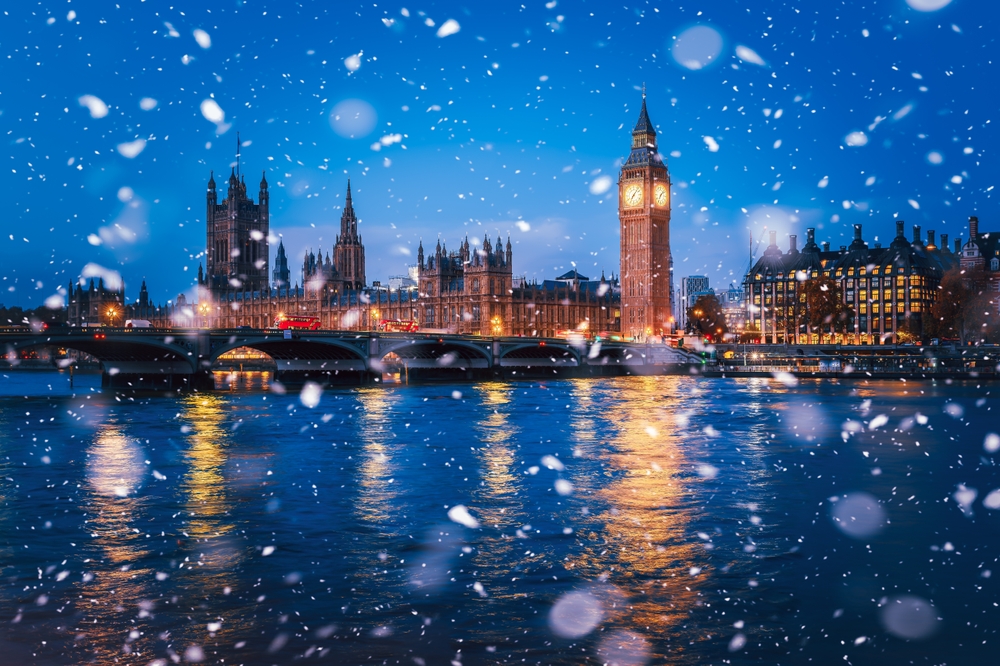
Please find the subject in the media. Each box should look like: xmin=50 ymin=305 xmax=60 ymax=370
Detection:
xmin=68 ymin=96 xmax=676 ymax=339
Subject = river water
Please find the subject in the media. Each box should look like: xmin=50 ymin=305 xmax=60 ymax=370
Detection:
xmin=0 ymin=370 xmax=997 ymax=665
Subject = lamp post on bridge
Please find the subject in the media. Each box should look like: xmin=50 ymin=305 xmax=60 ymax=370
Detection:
xmin=370 ymin=281 xmax=381 ymax=331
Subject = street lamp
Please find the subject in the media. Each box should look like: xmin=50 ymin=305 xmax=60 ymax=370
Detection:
xmin=491 ymin=314 xmax=503 ymax=336
xmin=107 ymin=307 xmax=117 ymax=327
xmin=370 ymin=280 xmax=382 ymax=330
xmin=199 ymin=302 xmax=210 ymax=328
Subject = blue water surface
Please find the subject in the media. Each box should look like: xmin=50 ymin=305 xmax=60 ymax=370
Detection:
xmin=0 ymin=370 xmax=998 ymax=665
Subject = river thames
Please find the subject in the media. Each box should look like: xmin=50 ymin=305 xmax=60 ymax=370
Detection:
xmin=1 ymin=370 xmax=997 ymax=665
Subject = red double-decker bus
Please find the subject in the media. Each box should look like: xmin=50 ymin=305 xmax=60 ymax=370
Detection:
xmin=378 ymin=319 xmax=419 ymax=333
xmin=273 ymin=314 xmax=321 ymax=331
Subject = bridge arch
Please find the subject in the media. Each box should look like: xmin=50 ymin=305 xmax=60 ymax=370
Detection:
xmin=377 ymin=337 xmax=492 ymax=369
xmin=500 ymin=341 xmax=581 ymax=367
xmin=589 ymin=343 xmax=646 ymax=364
xmin=209 ymin=337 xmax=369 ymax=373
xmin=3 ymin=334 xmax=198 ymax=373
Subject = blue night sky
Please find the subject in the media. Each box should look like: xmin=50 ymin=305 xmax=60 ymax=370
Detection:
xmin=0 ymin=0 xmax=996 ymax=307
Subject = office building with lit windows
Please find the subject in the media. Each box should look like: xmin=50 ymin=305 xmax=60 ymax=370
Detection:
xmin=743 ymin=221 xmax=963 ymax=344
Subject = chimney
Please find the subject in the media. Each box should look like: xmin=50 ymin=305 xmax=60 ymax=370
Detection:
xmin=822 ymin=241 xmax=830 ymax=252
xmin=807 ymin=228 xmax=816 ymax=244
xmin=874 ymin=242 xmax=882 ymax=249
xmin=912 ymin=224 xmax=922 ymax=244
xmin=840 ymin=245 xmax=847 ymax=252
xmin=789 ymin=235 xmax=798 ymax=252
xmin=854 ymin=224 xmax=863 ymax=241
xmin=970 ymin=216 xmax=979 ymax=241
xmin=941 ymin=233 xmax=949 ymax=252
xmin=927 ymin=230 xmax=936 ymax=248
xmin=896 ymin=220 xmax=905 ymax=237
xmin=769 ymin=230 xmax=777 ymax=247
xmin=955 ymin=237 xmax=962 ymax=254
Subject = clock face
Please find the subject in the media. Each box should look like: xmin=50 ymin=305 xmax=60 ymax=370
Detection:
xmin=624 ymin=184 xmax=643 ymax=207
xmin=654 ymin=184 xmax=668 ymax=207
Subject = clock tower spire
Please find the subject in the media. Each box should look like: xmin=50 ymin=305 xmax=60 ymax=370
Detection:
xmin=619 ymin=93 xmax=672 ymax=340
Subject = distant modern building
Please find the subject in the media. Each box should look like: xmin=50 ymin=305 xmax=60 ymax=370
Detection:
xmin=677 ymin=275 xmax=711 ymax=331
xmin=743 ymin=222 xmax=962 ymax=344
xmin=388 ymin=265 xmax=420 ymax=292
xmin=719 ymin=283 xmax=746 ymax=334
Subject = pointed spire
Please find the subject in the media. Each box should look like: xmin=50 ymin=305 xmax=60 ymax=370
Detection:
xmin=339 ymin=179 xmax=358 ymax=241
xmin=236 ymin=131 xmax=241 ymax=178
xmin=632 ymin=94 xmax=654 ymax=135
xmin=260 ymin=169 xmax=268 ymax=189
xmin=208 ymin=170 xmax=216 ymax=188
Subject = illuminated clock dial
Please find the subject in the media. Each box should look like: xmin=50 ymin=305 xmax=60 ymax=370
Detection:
xmin=654 ymin=184 xmax=668 ymax=207
xmin=624 ymin=184 xmax=643 ymax=207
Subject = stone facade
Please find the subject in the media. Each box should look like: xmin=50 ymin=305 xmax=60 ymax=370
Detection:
xmin=205 ymin=168 xmax=270 ymax=293
xmin=618 ymin=94 xmax=673 ymax=339
xmin=743 ymin=222 xmax=961 ymax=344
xmin=69 ymin=98 xmax=710 ymax=337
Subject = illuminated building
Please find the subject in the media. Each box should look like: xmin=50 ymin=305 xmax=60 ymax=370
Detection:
xmin=203 ymin=162 xmax=270 ymax=294
xmin=618 ymin=92 xmax=673 ymax=340
xmin=743 ymin=222 xmax=959 ymax=344
xmin=66 ymin=277 xmax=124 ymax=327
xmin=677 ymin=276 xmax=711 ymax=331
xmin=70 ymin=97 xmax=699 ymax=339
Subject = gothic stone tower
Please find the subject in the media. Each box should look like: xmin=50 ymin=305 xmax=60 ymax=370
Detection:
xmin=205 ymin=166 xmax=270 ymax=294
xmin=619 ymin=93 xmax=672 ymax=339
xmin=332 ymin=180 xmax=366 ymax=290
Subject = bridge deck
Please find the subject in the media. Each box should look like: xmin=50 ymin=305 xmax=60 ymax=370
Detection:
xmin=1 ymin=328 xmax=704 ymax=388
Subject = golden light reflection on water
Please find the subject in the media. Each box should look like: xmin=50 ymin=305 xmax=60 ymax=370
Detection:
xmin=213 ymin=370 xmax=272 ymax=392
xmin=354 ymin=388 xmax=402 ymax=531
xmin=470 ymin=384 xmax=527 ymax=601
xmin=75 ymin=422 xmax=156 ymax=662
xmin=70 ymin=396 xmax=247 ymax=662
xmin=179 ymin=394 xmax=239 ymax=560
xmin=566 ymin=376 xmax=704 ymax=654
xmin=167 ymin=394 xmax=244 ymax=657
xmin=474 ymin=383 xmax=523 ymax=530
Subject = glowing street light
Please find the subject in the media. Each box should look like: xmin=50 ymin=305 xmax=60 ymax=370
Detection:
xmin=491 ymin=314 xmax=503 ymax=336
xmin=106 ymin=307 xmax=117 ymax=327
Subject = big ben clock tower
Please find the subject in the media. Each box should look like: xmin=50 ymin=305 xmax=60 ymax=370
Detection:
xmin=619 ymin=91 xmax=672 ymax=340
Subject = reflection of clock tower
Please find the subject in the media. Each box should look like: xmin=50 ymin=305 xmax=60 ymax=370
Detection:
xmin=619 ymin=92 xmax=672 ymax=340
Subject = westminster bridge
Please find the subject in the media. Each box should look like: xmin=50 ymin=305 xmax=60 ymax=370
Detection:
xmin=0 ymin=328 xmax=704 ymax=389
